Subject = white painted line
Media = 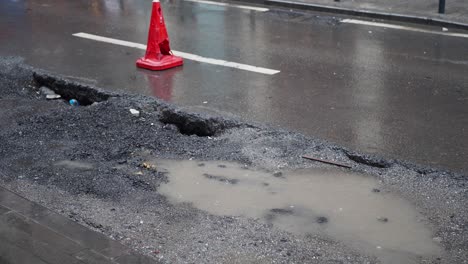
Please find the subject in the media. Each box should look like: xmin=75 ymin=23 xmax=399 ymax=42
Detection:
xmin=184 ymin=0 xmax=269 ymax=12
xmin=73 ymin=33 xmax=147 ymax=49
xmin=341 ymin=19 xmax=468 ymax=39
xmin=73 ymin=33 xmax=280 ymax=75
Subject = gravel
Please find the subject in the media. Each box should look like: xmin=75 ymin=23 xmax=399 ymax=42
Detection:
xmin=0 ymin=57 xmax=466 ymax=263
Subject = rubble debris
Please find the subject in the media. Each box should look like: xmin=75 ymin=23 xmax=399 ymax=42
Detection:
xmin=130 ymin=108 xmax=140 ymax=117
xmin=141 ymin=162 xmax=157 ymax=171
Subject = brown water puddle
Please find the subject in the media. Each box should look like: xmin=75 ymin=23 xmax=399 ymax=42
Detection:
xmin=154 ymin=159 xmax=441 ymax=263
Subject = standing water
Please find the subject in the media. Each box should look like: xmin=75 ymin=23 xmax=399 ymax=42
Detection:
xmin=155 ymin=159 xmax=441 ymax=263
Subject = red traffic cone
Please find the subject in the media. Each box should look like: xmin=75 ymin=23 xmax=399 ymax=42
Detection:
xmin=136 ymin=0 xmax=183 ymax=71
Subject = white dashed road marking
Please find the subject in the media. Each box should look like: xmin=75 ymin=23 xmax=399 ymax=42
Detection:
xmin=73 ymin=33 xmax=280 ymax=75
xmin=184 ymin=0 xmax=269 ymax=12
xmin=341 ymin=19 xmax=468 ymax=39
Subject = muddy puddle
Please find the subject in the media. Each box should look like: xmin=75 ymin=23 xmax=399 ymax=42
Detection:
xmin=155 ymin=160 xmax=441 ymax=263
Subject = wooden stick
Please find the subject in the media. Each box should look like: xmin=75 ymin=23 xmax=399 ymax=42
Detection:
xmin=302 ymin=155 xmax=352 ymax=169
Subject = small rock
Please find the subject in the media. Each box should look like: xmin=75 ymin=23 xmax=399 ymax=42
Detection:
xmin=377 ymin=217 xmax=388 ymax=223
xmin=218 ymin=164 xmax=226 ymax=168
xmin=316 ymin=216 xmax=328 ymax=224
xmin=273 ymin=171 xmax=283 ymax=178
xmin=142 ymin=162 xmax=157 ymax=170
xmin=372 ymin=188 xmax=381 ymax=193
xmin=129 ymin=108 xmax=140 ymax=117
xmin=198 ymin=163 xmax=205 ymax=167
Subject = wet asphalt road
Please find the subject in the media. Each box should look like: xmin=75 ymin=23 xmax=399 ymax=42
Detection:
xmin=1 ymin=0 xmax=468 ymax=174
xmin=1 ymin=61 xmax=467 ymax=264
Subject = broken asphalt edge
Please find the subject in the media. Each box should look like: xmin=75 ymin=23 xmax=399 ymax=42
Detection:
xmin=227 ymin=0 xmax=468 ymax=30
xmin=32 ymin=70 xmax=253 ymax=137
xmin=30 ymin=68 xmax=467 ymax=181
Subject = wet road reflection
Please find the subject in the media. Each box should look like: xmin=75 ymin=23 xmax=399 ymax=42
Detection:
xmin=140 ymin=68 xmax=180 ymax=101
xmin=1 ymin=0 xmax=467 ymax=173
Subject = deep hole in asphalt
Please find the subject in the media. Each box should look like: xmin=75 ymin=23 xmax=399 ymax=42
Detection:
xmin=33 ymin=72 xmax=110 ymax=106
xmin=159 ymin=108 xmax=227 ymax=137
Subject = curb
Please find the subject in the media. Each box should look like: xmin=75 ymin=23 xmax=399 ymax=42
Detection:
xmin=228 ymin=0 xmax=468 ymax=30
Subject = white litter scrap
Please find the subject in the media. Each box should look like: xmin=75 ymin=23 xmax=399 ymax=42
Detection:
xmin=39 ymin=86 xmax=55 ymax=95
xmin=46 ymin=94 xmax=61 ymax=100
xmin=129 ymin=109 xmax=140 ymax=117
xmin=41 ymin=86 xmax=61 ymax=100
xmin=442 ymin=27 xmax=448 ymax=32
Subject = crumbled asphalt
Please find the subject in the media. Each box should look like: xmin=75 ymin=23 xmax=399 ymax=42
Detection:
xmin=0 ymin=57 xmax=466 ymax=263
